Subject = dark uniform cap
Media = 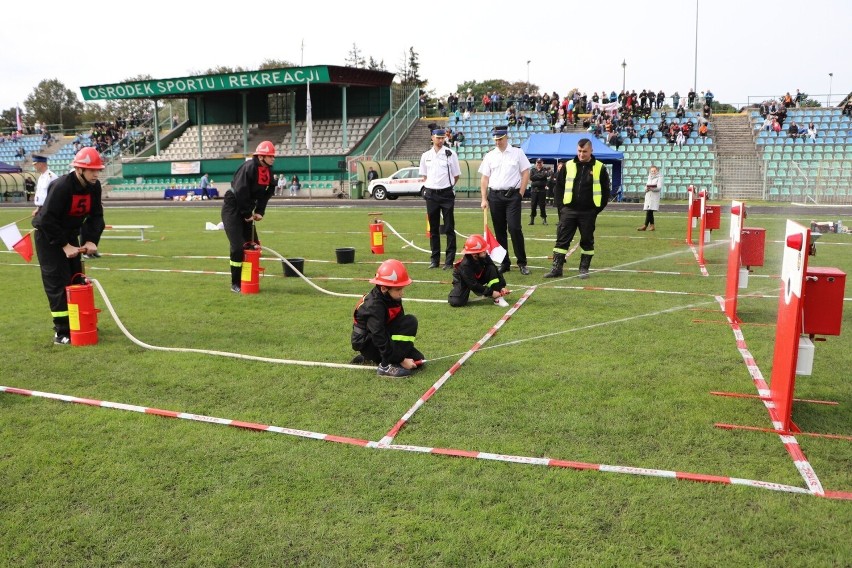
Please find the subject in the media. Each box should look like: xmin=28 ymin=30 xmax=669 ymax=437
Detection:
xmin=431 ymin=128 xmax=446 ymax=136
xmin=492 ymin=126 xmax=509 ymax=139
xmin=32 ymin=154 xmax=48 ymax=163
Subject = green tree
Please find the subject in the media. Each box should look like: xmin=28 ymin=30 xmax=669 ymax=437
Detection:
xmin=24 ymin=79 xmax=83 ymax=129
xmin=800 ymin=98 xmax=822 ymax=108
xmin=345 ymin=44 xmax=366 ymax=68
xmin=1 ymin=108 xmax=18 ymax=131
xmin=367 ymin=57 xmax=386 ymax=72
xmin=398 ymin=47 xmax=426 ymax=90
xmin=259 ymin=59 xmax=296 ymax=70
xmin=99 ymin=75 xmax=157 ymax=124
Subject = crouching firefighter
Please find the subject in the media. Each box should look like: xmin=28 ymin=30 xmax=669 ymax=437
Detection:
xmin=544 ymin=138 xmax=611 ymax=279
xmin=448 ymin=234 xmax=510 ymax=307
xmin=351 ymin=259 xmax=425 ymax=378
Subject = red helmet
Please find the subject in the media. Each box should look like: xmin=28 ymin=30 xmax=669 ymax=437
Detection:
xmin=253 ymin=140 xmax=276 ymax=156
xmin=369 ymin=259 xmax=412 ymax=287
xmin=71 ymin=147 xmax=105 ymax=170
xmin=462 ymin=234 xmax=488 ymax=255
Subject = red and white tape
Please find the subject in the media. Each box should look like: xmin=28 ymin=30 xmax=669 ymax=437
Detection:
xmin=689 ymin=245 xmax=710 ymax=277
xmin=379 ymin=286 xmax=537 ymax=446
xmin=714 ymin=296 xmax=826 ymax=496
xmin=5 ymin=384 xmax=847 ymax=499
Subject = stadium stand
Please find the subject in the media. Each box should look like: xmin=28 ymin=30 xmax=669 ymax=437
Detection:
xmin=752 ymin=108 xmax=852 ymax=203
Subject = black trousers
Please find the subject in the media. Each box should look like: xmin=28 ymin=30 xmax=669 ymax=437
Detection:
xmin=35 ymin=230 xmax=84 ymax=334
xmin=529 ymin=189 xmax=547 ymax=220
xmin=354 ymin=314 xmax=424 ymax=365
xmin=221 ymin=201 xmax=255 ymax=283
xmin=425 ymin=189 xmax=456 ymax=265
xmin=553 ymin=208 xmax=598 ymax=255
xmin=644 ymin=210 xmax=656 ymax=226
xmin=488 ymin=191 xmax=527 ymax=268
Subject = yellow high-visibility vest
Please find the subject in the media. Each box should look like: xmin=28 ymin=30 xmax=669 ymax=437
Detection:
xmin=564 ymin=161 xmax=603 ymax=206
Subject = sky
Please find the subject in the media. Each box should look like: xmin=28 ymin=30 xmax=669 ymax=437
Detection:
xmin=3 ymin=0 xmax=850 ymax=116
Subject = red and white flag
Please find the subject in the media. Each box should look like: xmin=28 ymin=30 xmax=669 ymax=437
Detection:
xmin=0 ymin=222 xmax=32 ymax=262
xmin=484 ymin=226 xmax=507 ymax=264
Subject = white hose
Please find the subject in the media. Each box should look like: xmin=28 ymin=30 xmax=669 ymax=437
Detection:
xmin=381 ymin=220 xmax=431 ymax=253
xmin=91 ymin=278 xmax=373 ymax=371
xmin=262 ymin=245 xmax=446 ymax=304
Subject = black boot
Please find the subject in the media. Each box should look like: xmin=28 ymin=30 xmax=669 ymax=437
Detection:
xmin=578 ymin=254 xmax=592 ymax=279
xmin=543 ymin=253 xmax=566 ymax=278
xmin=230 ymin=265 xmax=242 ymax=292
xmin=529 ymin=217 xmax=535 ymax=226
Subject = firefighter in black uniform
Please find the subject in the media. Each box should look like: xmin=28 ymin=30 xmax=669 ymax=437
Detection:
xmin=221 ymin=141 xmax=276 ymax=292
xmin=544 ymin=138 xmax=611 ymax=279
xmin=32 ymin=147 xmax=106 ymax=344
xmin=448 ymin=234 xmax=510 ymax=307
xmin=351 ymin=259 xmax=425 ymax=378
xmin=528 ymin=159 xmax=549 ymax=225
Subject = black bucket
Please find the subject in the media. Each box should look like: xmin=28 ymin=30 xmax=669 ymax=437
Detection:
xmin=335 ymin=247 xmax=355 ymax=264
xmin=282 ymin=258 xmax=304 ymax=277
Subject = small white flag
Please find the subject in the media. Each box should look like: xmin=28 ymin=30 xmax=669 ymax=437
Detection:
xmin=0 ymin=222 xmax=24 ymax=250
xmin=305 ymin=81 xmax=313 ymax=152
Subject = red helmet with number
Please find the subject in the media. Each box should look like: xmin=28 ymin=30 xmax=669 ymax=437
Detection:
xmin=253 ymin=140 xmax=276 ymax=156
xmin=461 ymin=234 xmax=488 ymax=255
xmin=369 ymin=259 xmax=412 ymax=287
xmin=71 ymin=147 xmax=105 ymax=170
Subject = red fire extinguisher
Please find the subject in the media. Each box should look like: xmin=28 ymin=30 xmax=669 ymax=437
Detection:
xmin=369 ymin=214 xmax=385 ymax=255
xmin=66 ymin=274 xmax=100 ymax=346
xmin=241 ymin=243 xmax=264 ymax=294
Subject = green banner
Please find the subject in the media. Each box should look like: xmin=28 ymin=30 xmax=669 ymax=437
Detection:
xmin=81 ymin=66 xmax=331 ymax=101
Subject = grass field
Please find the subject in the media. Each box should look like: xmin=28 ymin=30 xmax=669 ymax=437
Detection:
xmin=1 ymin=202 xmax=850 ymax=566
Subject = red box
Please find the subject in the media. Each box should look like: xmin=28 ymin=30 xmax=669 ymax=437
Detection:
xmin=740 ymin=227 xmax=766 ymax=267
xmin=802 ymin=267 xmax=846 ymax=336
xmin=704 ymin=205 xmax=721 ymax=230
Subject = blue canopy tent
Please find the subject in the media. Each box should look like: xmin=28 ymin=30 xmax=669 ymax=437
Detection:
xmin=0 ymin=161 xmax=22 ymax=173
xmin=520 ymin=134 xmax=623 ymax=196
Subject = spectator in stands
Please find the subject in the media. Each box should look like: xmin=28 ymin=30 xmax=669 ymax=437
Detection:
xmin=788 ymin=121 xmax=800 ymax=139
xmin=626 ymin=125 xmax=638 ymax=142
xmin=702 ymin=103 xmax=712 ymax=121
xmin=466 ymin=92 xmax=474 ymax=112
xmin=289 ymin=174 xmax=301 ymax=197
xmin=644 ymin=127 xmax=655 ymax=143
xmin=762 ymin=115 xmax=773 ymax=131
xmin=453 ymin=131 xmax=465 ymax=147
xmin=843 ymin=99 xmax=852 ymax=117
xmin=698 ymin=123 xmax=709 ymax=138
xmin=795 ymin=89 xmax=805 ymax=108
xmin=772 ymin=118 xmax=782 ymax=134
xmin=638 ymin=165 xmax=662 ymax=231
xmin=420 ymin=126 xmax=460 ymax=270
xmin=807 ymin=122 xmax=818 ymax=142
xmin=672 ymin=91 xmax=681 ymax=109
xmin=675 ymin=129 xmax=686 ymax=149
xmin=687 ymin=89 xmax=696 ymax=108
xmin=462 ymin=108 xmax=471 ymax=121
xmin=704 ymin=90 xmax=714 ymax=106
xmin=276 ymin=173 xmax=287 ymax=197
xmin=656 ymin=90 xmax=665 ymax=109
xmin=783 ymin=92 xmax=793 ymax=107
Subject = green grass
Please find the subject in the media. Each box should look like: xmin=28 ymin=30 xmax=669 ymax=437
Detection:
xmin=1 ymin=204 xmax=850 ymax=566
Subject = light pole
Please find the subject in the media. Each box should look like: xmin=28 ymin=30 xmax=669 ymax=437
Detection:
xmin=621 ymin=60 xmax=627 ymax=93
xmin=526 ymin=60 xmax=531 ymax=91
xmin=828 ymin=72 xmax=833 ymax=107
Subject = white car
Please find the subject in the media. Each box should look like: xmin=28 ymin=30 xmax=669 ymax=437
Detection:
xmin=367 ymin=167 xmax=424 ymax=200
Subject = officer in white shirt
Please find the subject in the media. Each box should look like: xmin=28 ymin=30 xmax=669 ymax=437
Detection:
xmin=478 ymin=126 xmax=531 ymax=275
xmin=419 ymin=126 xmax=461 ymax=269
xmin=31 ymin=154 xmax=58 ymax=217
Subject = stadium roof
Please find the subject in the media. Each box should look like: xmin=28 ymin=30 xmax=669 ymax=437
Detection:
xmin=80 ymin=65 xmax=395 ymax=102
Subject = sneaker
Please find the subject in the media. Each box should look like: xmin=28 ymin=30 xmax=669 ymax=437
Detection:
xmin=81 ymin=254 xmax=91 ymax=260
xmin=53 ymin=333 xmax=71 ymax=345
xmin=230 ymin=284 xmax=241 ymax=293
xmin=377 ymin=363 xmax=411 ymax=378
xmin=91 ymin=251 xmax=101 ymax=258
xmin=493 ymin=297 xmax=510 ymax=307
xmin=519 ymin=265 xmax=531 ymax=276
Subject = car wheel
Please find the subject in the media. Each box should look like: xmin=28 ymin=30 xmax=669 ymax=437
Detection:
xmin=419 ymin=187 xmax=426 ymax=197
xmin=373 ymin=186 xmax=387 ymax=200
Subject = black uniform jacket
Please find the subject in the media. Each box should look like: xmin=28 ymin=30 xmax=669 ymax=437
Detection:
xmin=352 ymin=286 xmax=404 ymax=362
xmin=33 ymin=172 xmax=104 ymax=247
xmin=452 ymin=254 xmax=506 ymax=297
xmin=553 ymin=156 xmax=612 ymax=213
xmin=226 ymin=157 xmax=275 ymax=218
